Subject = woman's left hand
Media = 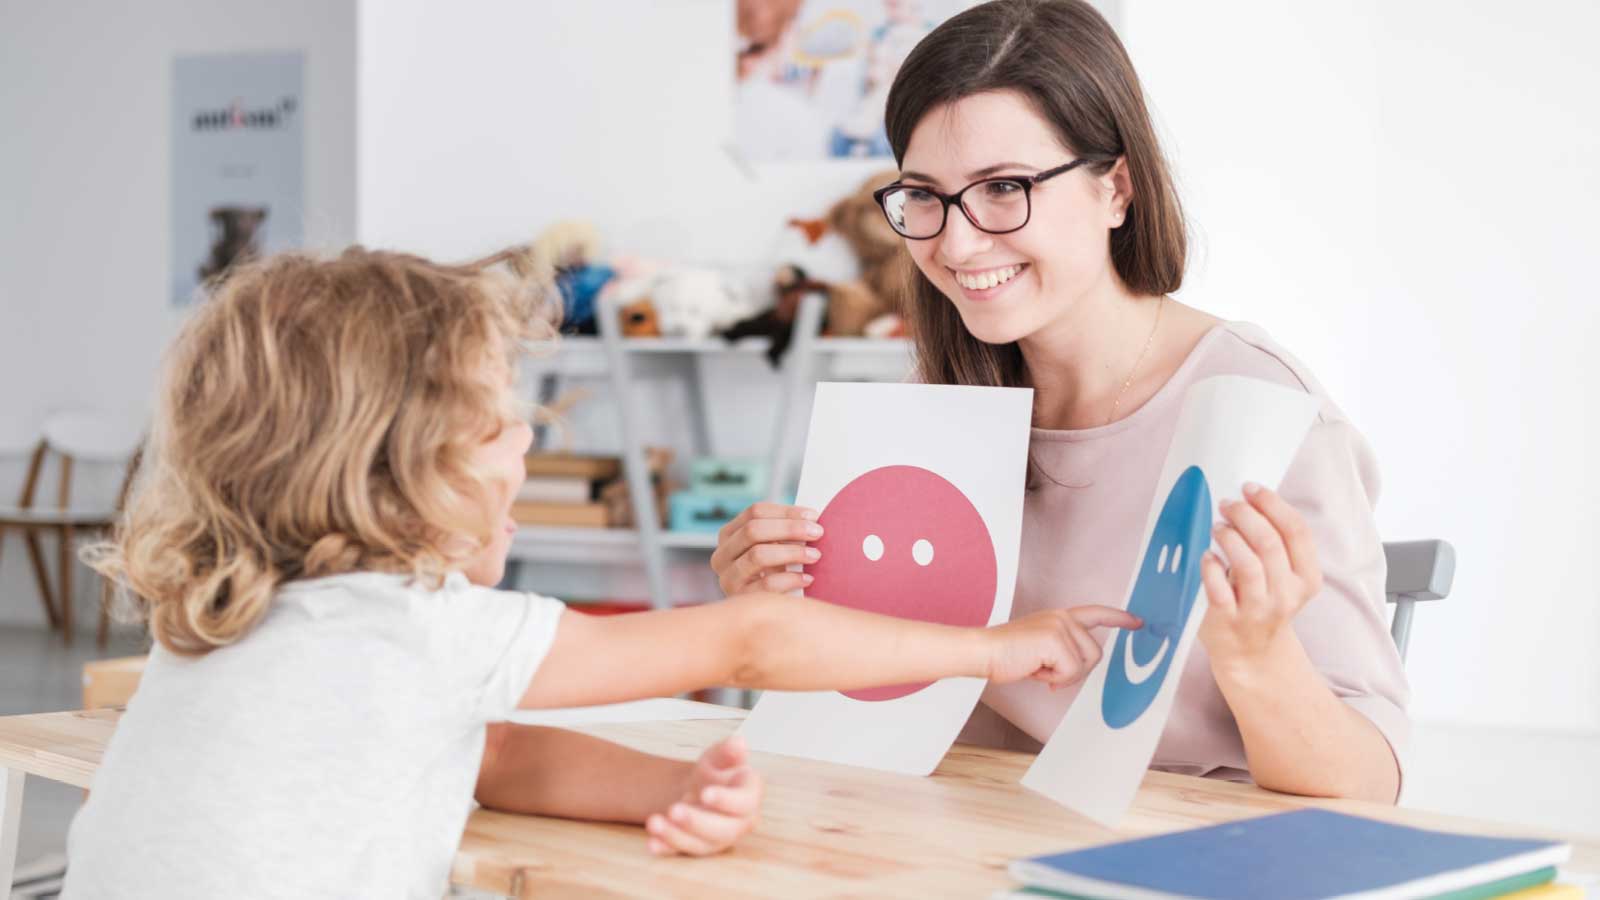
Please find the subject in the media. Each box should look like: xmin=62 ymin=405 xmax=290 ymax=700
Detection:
xmin=1199 ymin=483 xmax=1323 ymax=667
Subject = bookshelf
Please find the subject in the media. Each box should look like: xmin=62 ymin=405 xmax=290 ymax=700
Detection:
xmin=507 ymin=292 xmax=912 ymax=610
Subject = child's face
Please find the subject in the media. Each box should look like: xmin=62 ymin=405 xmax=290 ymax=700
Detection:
xmin=461 ymin=376 xmax=533 ymax=587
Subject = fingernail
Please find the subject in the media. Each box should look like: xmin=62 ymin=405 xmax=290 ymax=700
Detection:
xmin=805 ymin=523 xmax=824 ymax=538
xmin=804 ymin=548 xmax=820 ymax=562
xmin=800 ymin=508 xmax=820 ymax=521
xmin=670 ymin=804 xmax=688 ymax=821
xmin=1243 ymin=482 xmax=1262 ymax=496
xmin=802 ymin=573 xmax=814 ymax=585
xmin=702 ymin=788 xmax=717 ymax=804
xmin=647 ymin=814 xmax=662 ymax=831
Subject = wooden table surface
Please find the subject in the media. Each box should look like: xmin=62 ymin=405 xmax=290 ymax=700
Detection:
xmin=3 ymin=708 xmax=1596 ymax=899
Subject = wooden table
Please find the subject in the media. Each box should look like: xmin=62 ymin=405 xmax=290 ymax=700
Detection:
xmin=3 ymin=707 xmax=1596 ymax=898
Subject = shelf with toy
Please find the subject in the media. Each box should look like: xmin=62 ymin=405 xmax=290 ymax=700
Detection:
xmin=506 ymin=172 xmax=913 ymax=611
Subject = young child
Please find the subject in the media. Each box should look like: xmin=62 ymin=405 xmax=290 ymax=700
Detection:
xmin=64 ymin=248 xmax=1136 ymax=899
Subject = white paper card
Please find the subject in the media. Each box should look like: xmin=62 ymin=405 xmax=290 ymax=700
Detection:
xmin=1021 ymin=375 xmax=1320 ymax=825
xmin=739 ymin=382 xmax=1033 ymax=775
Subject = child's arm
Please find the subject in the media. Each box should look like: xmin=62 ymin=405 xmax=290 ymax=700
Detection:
xmin=475 ymin=723 xmax=761 ymax=856
xmin=520 ymin=591 xmax=1137 ymax=709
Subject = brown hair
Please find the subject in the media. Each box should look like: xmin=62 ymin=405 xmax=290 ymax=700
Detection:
xmin=90 ymin=247 xmax=552 ymax=655
xmin=884 ymin=0 xmax=1187 ymax=387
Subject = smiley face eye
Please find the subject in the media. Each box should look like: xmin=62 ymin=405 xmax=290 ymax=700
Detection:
xmin=1170 ymin=543 xmax=1183 ymax=573
xmin=862 ymin=534 xmax=885 ymax=562
xmin=912 ymin=539 xmax=934 ymax=566
xmin=1156 ymin=544 xmax=1169 ymax=573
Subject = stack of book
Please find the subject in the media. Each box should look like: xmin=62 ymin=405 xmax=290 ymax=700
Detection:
xmin=512 ymin=449 xmax=675 ymax=529
xmin=1002 ymin=809 xmax=1574 ymax=900
xmin=512 ymin=453 xmax=619 ymax=528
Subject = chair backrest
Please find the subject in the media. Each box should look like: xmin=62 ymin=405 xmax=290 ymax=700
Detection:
xmin=1383 ymin=539 xmax=1456 ymax=663
xmin=26 ymin=409 xmax=145 ymax=512
xmin=41 ymin=409 xmax=145 ymax=463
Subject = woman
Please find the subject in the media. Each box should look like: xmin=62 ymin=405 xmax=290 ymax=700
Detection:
xmin=710 ymin=0 xmax=1407 ymax=802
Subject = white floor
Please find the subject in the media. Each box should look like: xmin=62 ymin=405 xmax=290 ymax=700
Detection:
xmin=3 ymin=625 xmax=1597 ymax=884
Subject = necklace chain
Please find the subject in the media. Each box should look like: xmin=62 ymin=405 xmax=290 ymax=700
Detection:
xmin=1105 ymin=296 xmax=1165 ymax=426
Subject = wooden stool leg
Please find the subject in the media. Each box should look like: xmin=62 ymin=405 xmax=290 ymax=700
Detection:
xmin=23 ymin=530 xmax=59 ymax=630
xmin=59 ymin=525 xmax=75 ymax=644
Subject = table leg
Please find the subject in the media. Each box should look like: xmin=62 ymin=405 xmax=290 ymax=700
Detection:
xmin=1 ymin=767 xmax=23 ymax=891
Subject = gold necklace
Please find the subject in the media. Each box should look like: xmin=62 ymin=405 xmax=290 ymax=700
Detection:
xmin=1105 ymin=296 xmax=1165 ymax=426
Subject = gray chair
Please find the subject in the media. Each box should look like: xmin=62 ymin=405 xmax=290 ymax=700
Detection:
xmin=1383 ymin=540 xmax=1455 ymax=663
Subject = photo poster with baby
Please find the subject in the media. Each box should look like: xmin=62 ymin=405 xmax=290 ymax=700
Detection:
xmin=1020 ymin=375 xmax=1321 ymax=826
xmin=739 ymin=381 xmax=1033 ymax=775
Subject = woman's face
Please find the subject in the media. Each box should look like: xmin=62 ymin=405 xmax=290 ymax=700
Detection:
xmin=898 ymin=90 xmax=1126 ymax=345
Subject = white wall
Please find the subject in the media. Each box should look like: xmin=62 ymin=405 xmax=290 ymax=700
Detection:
xmin=0 ymin=0 xmax=357 ymax=626
xmin=1126 ymin=0 xmax=1600 ymax=732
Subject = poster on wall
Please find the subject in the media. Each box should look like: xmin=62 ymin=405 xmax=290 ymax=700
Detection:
xmin=733 ymin=0 xmax=976 ymax=162
xmin=738 ymin=381 xmax=1033 ymax=775
xmin=170 ymin=52 xmax=304 ymax=306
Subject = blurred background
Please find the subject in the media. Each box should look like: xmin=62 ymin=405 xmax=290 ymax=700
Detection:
xmin=1 ymin=0 xmax=1596 ymax=872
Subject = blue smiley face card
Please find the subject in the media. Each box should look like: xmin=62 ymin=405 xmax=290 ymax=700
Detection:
xmin=1021 ymin=375 xmax=1320 ymax=826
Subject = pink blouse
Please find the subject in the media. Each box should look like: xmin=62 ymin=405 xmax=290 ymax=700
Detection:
xmin=958 ymin=323 xmax=1410 ymax=783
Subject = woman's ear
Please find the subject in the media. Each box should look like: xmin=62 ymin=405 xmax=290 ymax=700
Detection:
xmin=1105 ymin=156 xmax=1134 ymax=227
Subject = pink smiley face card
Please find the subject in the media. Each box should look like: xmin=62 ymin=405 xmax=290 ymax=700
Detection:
xmin=739 ymin=381 xmax=1033 ymax=775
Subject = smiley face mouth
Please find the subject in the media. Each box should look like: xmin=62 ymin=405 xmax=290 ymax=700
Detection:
xmin=1101 ymin=465 xmax=1211 ymax=729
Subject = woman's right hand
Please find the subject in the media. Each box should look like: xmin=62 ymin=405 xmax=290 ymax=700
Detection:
xmin=984 ymin=606 xmax=1144 ymax=688
xmin=710 ymin=503 xmax=825 ymax=596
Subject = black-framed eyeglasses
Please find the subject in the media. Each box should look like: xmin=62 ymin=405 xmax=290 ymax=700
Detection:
xmin=872 ymin=159 xmax=1092 ymax=240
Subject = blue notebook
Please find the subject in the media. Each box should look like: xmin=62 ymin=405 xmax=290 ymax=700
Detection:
xmin=1008 ymin=809 xmax=1570 ymax=900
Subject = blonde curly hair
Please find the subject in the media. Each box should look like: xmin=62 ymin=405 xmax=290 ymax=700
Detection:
xmin=92 ymin=246 xmax=553 ymax=655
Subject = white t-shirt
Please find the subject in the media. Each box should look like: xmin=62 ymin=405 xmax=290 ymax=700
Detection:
xmin=63 ymin=571 xmax=565 ymax=900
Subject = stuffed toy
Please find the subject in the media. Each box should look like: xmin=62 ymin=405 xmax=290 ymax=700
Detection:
xmin=610 ymin=266 xmax=763 ymax=340
xmin=523 ymin=220 xmax=614 ymax=335
xmin=619 ymin=296 xmax=661 ymax=337
xmin=825 ymin=168 xmax=910 ymax=330
xmin=719 ymin=169 xmax=909 ymax=366
xmin=722 ymin=264 xmax=831 ymax=366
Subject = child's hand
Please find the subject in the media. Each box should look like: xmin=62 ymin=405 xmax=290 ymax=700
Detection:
xmin=645 ymin=735 xmax=763 ymax=857
xmin=985 ymin=607 xmax=1143 ymax=688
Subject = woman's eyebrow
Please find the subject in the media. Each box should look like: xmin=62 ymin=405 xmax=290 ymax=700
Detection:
xmin=969 ymin=161 xmax=1041 ymax=178
xmin=900 ymin=162 xmax=1044 ymax=184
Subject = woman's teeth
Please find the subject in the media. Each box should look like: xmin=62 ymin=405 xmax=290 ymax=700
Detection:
xmin=955 ymin=264 xmax=1024 ymax=291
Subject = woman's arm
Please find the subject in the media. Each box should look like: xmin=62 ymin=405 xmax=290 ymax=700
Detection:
xmin=519 ymin=592 xmax=1137 ymax=709
xmin=1201 ymin=484 xmax=1402 ymax=802
xmin=1209 ymin=629 xmax=1400 ymax=801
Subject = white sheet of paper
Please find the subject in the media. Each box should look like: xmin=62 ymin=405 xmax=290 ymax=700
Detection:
xmin=508 ymin=699 xmax=747 ymax=726
xmin=739 ymin=381 xmax=1033 ymax=775
xmin=1020 ymin=375 xmax=1320 ymax=826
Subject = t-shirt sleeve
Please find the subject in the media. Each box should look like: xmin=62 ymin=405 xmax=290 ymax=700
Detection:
xmin=1279 ymin=416 xmax=1412 ymax=786
xmin=423 ymin=580 xmax=567 ymax=722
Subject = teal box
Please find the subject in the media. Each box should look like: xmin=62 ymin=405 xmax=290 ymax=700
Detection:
xmin=669 ymin=490 xmax=762 ymax=533
xmin=689 ymin=458 xmax=770 ymax=496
